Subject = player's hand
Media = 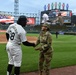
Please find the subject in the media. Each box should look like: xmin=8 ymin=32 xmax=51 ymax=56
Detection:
xmin=32 ymin=43 xmax=36 ymax=47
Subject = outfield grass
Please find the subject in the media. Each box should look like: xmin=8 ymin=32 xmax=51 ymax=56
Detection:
xmin=0 ymin=34 xmax=76 ymax=75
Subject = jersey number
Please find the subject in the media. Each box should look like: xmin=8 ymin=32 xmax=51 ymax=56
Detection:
xmin=10 ymin=32 xmax=15 ymax=40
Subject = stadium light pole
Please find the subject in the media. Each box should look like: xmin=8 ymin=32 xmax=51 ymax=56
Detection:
xmin=14 ymin=0 xmax=19 ymax=23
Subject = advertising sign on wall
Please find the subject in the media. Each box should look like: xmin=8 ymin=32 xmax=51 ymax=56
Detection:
xmin=0 ymin=15 xmax=14 ymax=24
xmin=27 ymin=17 xmax=35 ymax=25
xmin=0 ymin=15 xmax=36 ymax=25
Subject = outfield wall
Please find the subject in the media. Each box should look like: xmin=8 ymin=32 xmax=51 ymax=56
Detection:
xmin=1 ymin=24 xmax=76 ymax=35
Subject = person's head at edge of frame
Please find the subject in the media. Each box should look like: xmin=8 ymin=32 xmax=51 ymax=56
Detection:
xmin=58 ymin=13 xmax=61 ymax=16
xmin=17 ymin=15 xmax=28 ymax=27
xmin=41 ymin=23 xmax=50 ymax=31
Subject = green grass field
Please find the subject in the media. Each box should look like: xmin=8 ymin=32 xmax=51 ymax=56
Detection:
xmin=0 ymin=33 xmax=76 ymax=75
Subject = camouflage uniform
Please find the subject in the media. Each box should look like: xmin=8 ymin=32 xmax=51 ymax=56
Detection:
xmin=35 ymin=26 xmax=53 ymax=75
xmin=57 ymin=16 xmax=64 ymax=25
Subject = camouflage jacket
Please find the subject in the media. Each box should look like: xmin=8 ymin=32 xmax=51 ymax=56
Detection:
xmin=57 ymin=16 xmax=63 ymax=25
xmin=35 ymin=31 xmax=53 ymax=52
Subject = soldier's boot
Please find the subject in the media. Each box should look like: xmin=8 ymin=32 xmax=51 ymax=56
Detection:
xmin=39 ymin=71 xmax=43 ymax=75
xmin=44 ymin=70 xmax=50 ymax=75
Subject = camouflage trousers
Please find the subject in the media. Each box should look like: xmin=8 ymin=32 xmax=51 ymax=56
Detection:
xmin=38 ymin=51 xmax=53 ymax=75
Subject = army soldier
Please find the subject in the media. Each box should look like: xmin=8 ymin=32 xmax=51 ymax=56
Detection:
xmin=35 ymin=24 xmax=53 ymax=75
xmin=54 ymin=13 xmax=64 ymax=25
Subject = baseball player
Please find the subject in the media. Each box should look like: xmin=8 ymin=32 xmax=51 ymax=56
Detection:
xmin=6 ymin=15 xmax=35 ymax=75
xmin=41 ymin=13 xmax=50 ymax=24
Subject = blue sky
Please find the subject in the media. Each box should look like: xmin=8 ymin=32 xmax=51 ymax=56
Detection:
xmin=0 ymin=0 xmax=76 ymax=14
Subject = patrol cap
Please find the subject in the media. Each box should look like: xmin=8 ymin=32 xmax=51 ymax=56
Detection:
xmin=42 ymin=24 xmax=50 ymax=29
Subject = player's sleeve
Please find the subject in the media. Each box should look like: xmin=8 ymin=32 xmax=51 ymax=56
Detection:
xmin=19 ymin=29 xmax=35 ymax=47
xmin=19 ymin=31 xmax=27 ymax=42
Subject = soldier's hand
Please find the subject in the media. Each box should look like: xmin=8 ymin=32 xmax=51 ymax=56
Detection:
xmin=35 ymin=47 xmax=39 ymax=50
xmin=35 ymin=47 xmax=42 ymax=51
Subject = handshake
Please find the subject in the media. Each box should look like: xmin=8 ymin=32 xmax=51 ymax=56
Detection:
xmin=35 ymin=47 xmax=42 ymax=51
xmin=31 ymin=42 xmax=36 ymax=47
xmin=32 ymin=43 xmax=42 ymax=51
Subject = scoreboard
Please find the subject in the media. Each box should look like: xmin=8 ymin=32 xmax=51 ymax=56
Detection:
xmin=41 ymin=9 xmax=72 ymax=25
